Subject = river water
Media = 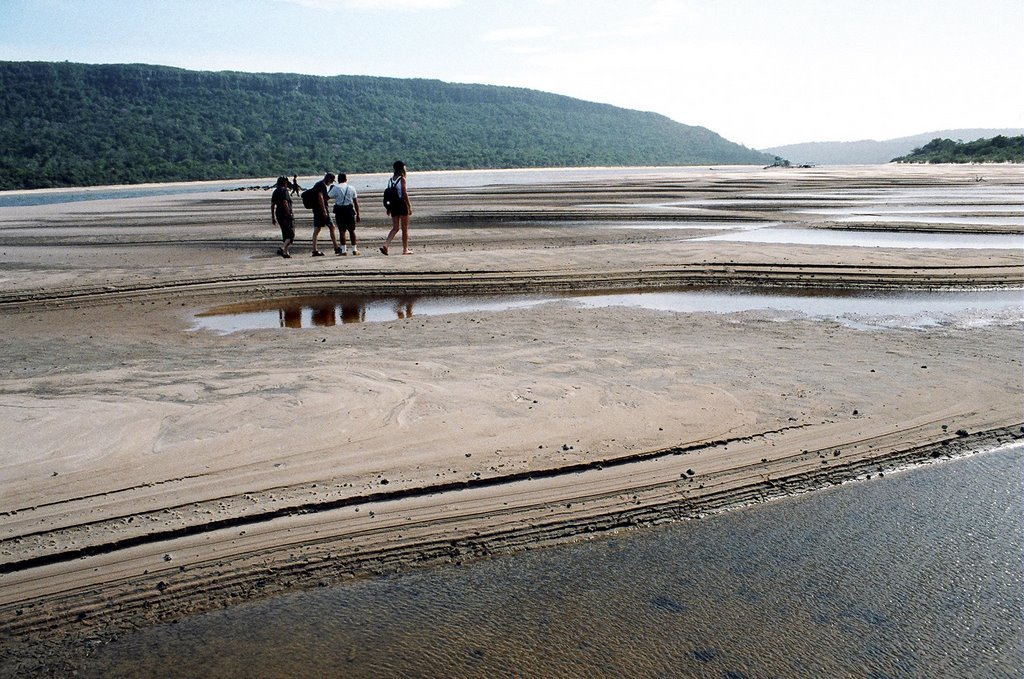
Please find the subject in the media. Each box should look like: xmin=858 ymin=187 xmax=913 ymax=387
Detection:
xmin=77 ymin=444 xmax=1023 ymax=678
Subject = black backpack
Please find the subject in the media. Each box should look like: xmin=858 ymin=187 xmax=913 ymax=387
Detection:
xmin=382 ymin=178 xmax=400 ymax=212
xmin=301 ymin=187 xmax=318 ymax=210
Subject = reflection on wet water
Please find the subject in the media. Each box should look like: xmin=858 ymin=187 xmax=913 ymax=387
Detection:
xmin=193 ymin=288 xmax=1024 ymax=334
xmin=696 ymin=227 xmax=1024 ymax=248
xmin=605 ymin=220 xmax=779 ymax=231
xmin=76 ymin=445 xmax=1024 ymax=679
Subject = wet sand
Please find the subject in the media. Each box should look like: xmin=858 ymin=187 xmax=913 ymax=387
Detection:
xmin=1 ymin=164 xmax=1022 ymax=670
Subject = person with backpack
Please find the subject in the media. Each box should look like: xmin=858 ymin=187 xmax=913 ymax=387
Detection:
xmin=302 ymin=172 xmax=339 ymax=256
xmin=270 ymin=176 xmax=294 ymax=258
xmin=328 ymin=172 xmax=360 ymax=255
xmin=380 ymin=161 xmax=412 ymax=255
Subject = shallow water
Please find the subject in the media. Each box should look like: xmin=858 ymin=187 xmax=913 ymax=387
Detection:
xmin=696 ymin=227 xmax=1024 ymax=249
xmin=77 ymin=445 xmax=1024 ymax=678
xmin=193 ymin=288 xmax=1024 ymax=333
xmin=0 ymin=167 xmax=719 ymax=208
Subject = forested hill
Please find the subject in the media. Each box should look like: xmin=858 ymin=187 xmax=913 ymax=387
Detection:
xmin=891 ymin=135 xmax=1023 ymax=164
xmin=0 ymin=61 xmax=771 ymax=190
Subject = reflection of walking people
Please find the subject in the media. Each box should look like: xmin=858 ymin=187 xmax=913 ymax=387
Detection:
xmin=380 ymin=160 xmax=412 ymax=255
xmin=393 ymin=297 xmax=415 ymax=319
xmin=310 ymin=172 xmax=339 ymax=257
xmin=328 ymin=173 xmax=360 ymax=255
xmin=290 ymin=174 xmax=301 ymax=195
xmin=271 ymin=176 xmax=294 ymax=258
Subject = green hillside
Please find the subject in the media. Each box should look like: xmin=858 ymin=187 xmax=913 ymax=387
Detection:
xmin=0 ymin=61 xmax=771 ymax=190
xmin=891 ymin=135 xmax=1023 ymax=164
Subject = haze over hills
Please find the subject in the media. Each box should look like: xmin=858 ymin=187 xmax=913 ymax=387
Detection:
xmin=763 ymin=129 xmax=1024 ymax=165
xmin=0 ymin=61 xmax=772 ymax=191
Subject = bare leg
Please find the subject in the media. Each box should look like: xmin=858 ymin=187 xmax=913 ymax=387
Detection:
xmin=312 ymin=226 xmax=321 ymax=252
xmin=400 ymin=215 xmax=412 ymax=254
xmin=383 ymin=216 xmax=401 ymax=254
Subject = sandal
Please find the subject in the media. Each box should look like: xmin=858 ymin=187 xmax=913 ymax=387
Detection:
xmin=379 ymin=246 xmax=389 ymax=256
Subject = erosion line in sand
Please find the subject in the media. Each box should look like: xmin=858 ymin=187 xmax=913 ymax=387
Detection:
xmin=0 ymin=424 xmax=815 ymax=574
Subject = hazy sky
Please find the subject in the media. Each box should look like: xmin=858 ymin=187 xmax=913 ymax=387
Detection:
xmin=3 ymin=0 xmax=1021 ymax=149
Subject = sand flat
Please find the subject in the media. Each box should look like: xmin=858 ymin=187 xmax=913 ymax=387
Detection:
xmin=0 ymin=165 xmax=1021 ymax=656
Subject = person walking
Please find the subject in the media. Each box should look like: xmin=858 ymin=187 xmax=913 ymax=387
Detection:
xmin=328 ymin=173 xmax=360 ymax=255
xmin=290 ymin=174 xmax=301 ymax=196
xmin=270 ymin=176 xmax=294 ymax=258
xmin=309 ymin=172 xmax=339 ymax=257
xmin=380 ymin=160 xmax=412 ymax=255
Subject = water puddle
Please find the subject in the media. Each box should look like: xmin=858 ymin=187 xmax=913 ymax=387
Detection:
xmin=833 ymin=215 xmax=1024 ymax=227
xmin=800 ymin=205 xmax=1024 ymax=215
xmin=696 ymin=228 xmax=1024 ymax=249
xmin=605 ymin=220 xmax=779 ymax=231
xmin=193 ymin=288 xmax=1024 ymax=334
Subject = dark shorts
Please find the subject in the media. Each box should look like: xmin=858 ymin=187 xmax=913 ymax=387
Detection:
xmin=313 ymin=211 xmax=333 ymax=229
xmin=389 ymin=201 xmax=409 ymax=217
xmin=334 ymin=205 xmax=356 ymax=232
xmin=276 ymin=211 xmax=294 ymax=241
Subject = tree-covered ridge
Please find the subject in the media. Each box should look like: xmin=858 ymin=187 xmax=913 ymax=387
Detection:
xmin=0 ymin=61 xmax=771 ymax=190
xmin=891 ymin=135 xmax=1024 ymax=164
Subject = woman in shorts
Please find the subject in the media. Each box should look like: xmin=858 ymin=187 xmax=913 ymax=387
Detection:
xmin=381 ymin=160 xmax=412 ymax=255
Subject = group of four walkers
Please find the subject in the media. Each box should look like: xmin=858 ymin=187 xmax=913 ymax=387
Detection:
xmin=270 ymin=160 xmax=413 ymax=259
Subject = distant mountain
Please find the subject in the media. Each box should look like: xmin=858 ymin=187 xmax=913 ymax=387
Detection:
xmin=762 ymin=128 xmax=1024 ymax=165
xmin=0 ymin=61 xmax=772 ymax=190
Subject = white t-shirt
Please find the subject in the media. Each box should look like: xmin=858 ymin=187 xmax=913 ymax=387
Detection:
xmin=328 ymin=183 xmax=357 ymax=206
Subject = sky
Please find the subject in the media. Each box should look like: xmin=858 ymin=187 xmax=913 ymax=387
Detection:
xmin=2 ymin=0 xmax=1022 ymax=149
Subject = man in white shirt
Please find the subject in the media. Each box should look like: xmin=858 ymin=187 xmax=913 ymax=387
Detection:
xmin=328 ymin=173 xmax=361 ymax=255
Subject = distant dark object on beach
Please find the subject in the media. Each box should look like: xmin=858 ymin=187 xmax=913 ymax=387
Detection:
xmin=221 ymin=185 xmax=274 ymax=192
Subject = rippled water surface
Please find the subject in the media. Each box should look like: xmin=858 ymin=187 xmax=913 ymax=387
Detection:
xmin=79 ymin=445 xmax=1024 ymax=678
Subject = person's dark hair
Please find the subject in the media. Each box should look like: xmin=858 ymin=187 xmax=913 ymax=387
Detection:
xmin=338 ymin=173 xmax=347 ymax=183
xmin=393 ymin=161 xmax=406 ymax=177
xmin=276 ymin=176 xmax=289 ymax=188
xmin=325 ymin=172 xmax=336 ymax=182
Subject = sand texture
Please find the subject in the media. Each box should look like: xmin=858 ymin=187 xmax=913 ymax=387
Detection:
xmin=0 ymin=164 xmax=1022 ymax=666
